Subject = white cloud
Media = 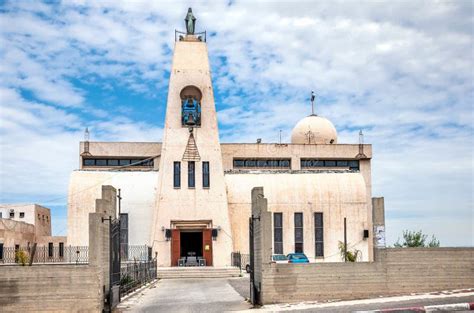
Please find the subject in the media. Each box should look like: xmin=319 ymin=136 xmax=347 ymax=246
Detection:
xmin=0 ymin=1 xmax=472 ymax=243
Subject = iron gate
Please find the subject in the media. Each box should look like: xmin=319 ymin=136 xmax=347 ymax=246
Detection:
xmin=108 ymin=218 xmax=121 ymax=311
xmin=249 ymin=216 xmax=260 ymax=305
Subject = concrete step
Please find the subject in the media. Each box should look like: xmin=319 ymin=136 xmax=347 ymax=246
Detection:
xmin=157 ymin=266 xmax=241 ymax=279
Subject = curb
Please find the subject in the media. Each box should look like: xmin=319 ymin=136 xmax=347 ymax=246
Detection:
xmin=355 ymin=302 xmax=474 ymax=312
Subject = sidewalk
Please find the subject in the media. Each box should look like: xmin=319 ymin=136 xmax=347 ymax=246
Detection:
xmin=234 ymin=289 xmax=474 ymax=312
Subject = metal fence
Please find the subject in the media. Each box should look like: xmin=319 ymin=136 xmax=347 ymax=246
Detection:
xmin=0 ymin=245 xmax=153 ymax=265
xmin=120 ymin=259 xmax=157 ymax=297
xmin=231 ymin=252 xmax=250 ymax=272
xmin=121 ymin=245 xmax=153 ymax=262
xmin=0 ymin=246 xmax=88 ymax=264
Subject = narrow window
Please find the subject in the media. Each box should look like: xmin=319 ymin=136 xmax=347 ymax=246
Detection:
xmin=59 ymin=242 xmax=64 ymax=257
xmin=274 ymin=213 xmax=283 ymax=254
xmin=19 ymin=212 xmax=25 ymax=218
xmin=173 ymin=162 xmax=181 ymax=188
xmin=9 ymin=211 xmax=14 ymax=218
xmin=48 ymin=242 xmax=53 ymax=257
xmin=294 ymin=213 xmax=304 ymax=253
xmin=202 ymin=162 xmax=210 ymax=188
xmin=315 ymin=213 xmax=324 ymax=257
xmin=0 ymin=212 xmax=2 ymax=218
xmin=188 ymin=161 xmax=195 ymax=188
xmin=0 ymin=243 xmax=3 ymax=260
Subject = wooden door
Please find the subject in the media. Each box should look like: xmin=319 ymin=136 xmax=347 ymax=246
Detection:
xmin=171 ymin=229 xmax=180 ymax=266
xmin=202 ymin=229 xmax=213 ymax=266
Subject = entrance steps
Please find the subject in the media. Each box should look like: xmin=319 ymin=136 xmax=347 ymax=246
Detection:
xmin=157 ymin=266 xmax=241 ymax=279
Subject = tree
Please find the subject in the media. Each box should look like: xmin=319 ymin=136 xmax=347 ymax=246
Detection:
xmin=338 ymin=241 xmax=361 ymax=262
xmin=394 ymin=230 xmax=440 ymax=248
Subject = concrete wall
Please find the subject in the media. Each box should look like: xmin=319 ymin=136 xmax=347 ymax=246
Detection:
xmin=0 ymin=219 xmax=35 ymax=246
xmin=261 ymin=247 xmax=474 ymax=304
xmin=0 ymin=265 xmax=102 ymax=312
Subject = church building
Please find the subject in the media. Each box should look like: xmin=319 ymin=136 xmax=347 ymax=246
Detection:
xmin=67 ymin=9 xmax=380 ymax=267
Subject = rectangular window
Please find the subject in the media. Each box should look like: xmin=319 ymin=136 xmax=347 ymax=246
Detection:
xmin=9 ymin=211 xmax=14 ymax=218
xmin=173 ymin=162 xmax=181 ymax=188
xmin=0 ymin=212 xmax=2 ymax=218
xmin=59 ymin=242 xmax=64 ymax=257
xmin=336 ymin=160 xmax=348 ymax=167
xmin=95 ymin=159 xmax=107 ymax=166
xmin=324 ymin=160 xmax=336 ymax=167
xmin=83 ymin=159 xmax=95 ymax=166
xmin=314 ymin=213 xmax=324 ymax=257
xmin=202 ymin=162 xmax=210 ymax=188
xmin=349 ymin=160 xmax=360 ymax=170
xmin=107 ymin=159 xmax=119 ymax=166
xmin=188 ymin=161 xmax=195 ymax=188
xmin=19 ymin=212 xmax=25 ymax=218
xmin=274 ymin=213 xmax=283 ymax=254
xmin=119 ymin=159 xmax=131 ymax=166
xmin=294 ymin=213 xmax=304 ymax=253
xmin=48 ymin=242 xmax=53 ymax=257
xmin=0 ymin=243 xmax=3 ymax=260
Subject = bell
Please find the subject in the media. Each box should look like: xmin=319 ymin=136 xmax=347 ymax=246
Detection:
xmin=186 ymin=114 xmax=195 ymax=125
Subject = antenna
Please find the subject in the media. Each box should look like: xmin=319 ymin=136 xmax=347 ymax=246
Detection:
xmin=279 ymin=130 xmax=282 ymax=144
xmin=356 ymin=129 xmax=367 ymax=159
xmin=84 ymin=127 xmax=90 ymax=142
xmin=311 ymin=91 xmax=316 ymax=115
xmin=81 ymin=127 xmax=91 ymax=156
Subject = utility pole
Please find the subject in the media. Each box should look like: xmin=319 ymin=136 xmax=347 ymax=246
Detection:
xmin=311 ymin=91 xmax=316 ymax=115
xmin=344 ymin=217 xmax=347 ymax=262
xmin=117 ymin=189 xmax=122 ymax=259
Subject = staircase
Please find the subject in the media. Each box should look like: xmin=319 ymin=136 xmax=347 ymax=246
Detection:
xmin=157 ymin=267 xmax=241 ymax=279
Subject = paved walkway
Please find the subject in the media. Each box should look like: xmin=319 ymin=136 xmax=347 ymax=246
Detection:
xmin=118 ymin=277 xmax=251 ymax=313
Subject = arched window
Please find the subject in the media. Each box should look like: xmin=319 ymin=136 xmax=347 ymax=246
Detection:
xmin=180 ymin=86 xmax=202 ymax=127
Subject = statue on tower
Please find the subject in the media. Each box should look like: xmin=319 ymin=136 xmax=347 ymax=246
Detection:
xmin=185 ymin=8 xmax=196 ymax=35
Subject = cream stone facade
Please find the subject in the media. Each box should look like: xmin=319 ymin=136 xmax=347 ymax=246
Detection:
xmin=67 ymin=14 xmax=380 ymax=267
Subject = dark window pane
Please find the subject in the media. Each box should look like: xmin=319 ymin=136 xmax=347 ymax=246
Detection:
xmin=119 ymin=159 xmax=131 ymax=166
xmin=315 ymin=243 xmax=324 ymax=257
xmin=257 ymin=160 xmax=267 ymax=167
xmin=295 ymin=213 xmax=303 ymax=227
xmin=274 ymin=242 xmax=283 ymax=255
xmin=337 ymin=160 xmax=348 ymax=167
xmin=233 ymin=160 xmax=244 ymax=167
xmin=83 ymin=159 xmax=95 ymax=166
xmin=203 ymin=162 xmax=210 ymax=188
xmin=349 ymin=160 xmax=359 ymax=170
xmin=245 ymin=160 xmax=256 ymax=167
xmin=96 ymin=159 xmax=107 ymax=166
xmin=174 ymin=162 xmax=181 ymax=188
xmin=274 ymin=228 xmax=283 ymax=242
xmin=315 ymin=228 xmax=323 ymax=241
xmin=295 ymin=243 xmax=303 ymax=253
xmin=188 ymin=161 xmax=195 ymax=188
xmin=59 ymin=242 xmax=64 ymax=257
xmin=324 ymin=160 xmax=336 ymax=167
xmin=295 ymin=228 xmax=303 ymax=242
xmin=48 ymin=243 xmax=53 ymax=257
xmin=280 ymin=160 xmax=290 ymax=167
xmin=108 ymin=159 xmax=119 ymax=166
xmin=274 ymin=213 xmax=282 ymax=227
xmin=315 ymin=213 xmax=323 ymax=227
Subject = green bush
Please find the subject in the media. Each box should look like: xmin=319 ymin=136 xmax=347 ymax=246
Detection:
xmin=15 ymin=250 xmax=29 ymax=266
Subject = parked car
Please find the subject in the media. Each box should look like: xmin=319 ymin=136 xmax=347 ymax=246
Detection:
xmin=272 ymin=254 xmax=289 ymax=263
xmin=286 ymin=253 xmax=310 ymax=263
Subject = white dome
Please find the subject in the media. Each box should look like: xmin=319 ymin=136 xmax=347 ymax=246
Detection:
xmin=291 ymin=115 xmax=338 ymax=144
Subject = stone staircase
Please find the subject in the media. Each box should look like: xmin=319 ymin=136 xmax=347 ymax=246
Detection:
xmin=157 ymin=266 xmax=241 ymax=279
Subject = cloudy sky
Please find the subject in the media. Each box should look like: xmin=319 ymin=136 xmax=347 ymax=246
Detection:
xmin=0 ymin=1 xmax=472 ymax=246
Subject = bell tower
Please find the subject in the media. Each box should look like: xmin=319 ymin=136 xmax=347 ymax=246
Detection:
xmin=150 ymin=9 xmax=233 ymax=267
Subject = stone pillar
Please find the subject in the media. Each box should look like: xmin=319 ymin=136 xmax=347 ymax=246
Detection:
xmin=88 ymin=185 xmax=117 ymax=305
xmin=251 ymin=187 xmax=272 ymax=305
xmin=372 ymin=197 xmax=386 ymax=261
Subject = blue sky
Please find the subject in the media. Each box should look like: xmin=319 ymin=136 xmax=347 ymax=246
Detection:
xmin=0 ymin=1 xmax=472 ymax=246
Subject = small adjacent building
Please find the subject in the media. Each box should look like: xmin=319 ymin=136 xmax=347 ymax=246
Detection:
xmin=0 ymin=204 xmax=66 ymax=255
xmin=67 ymin=9 xmax=384 ymax=267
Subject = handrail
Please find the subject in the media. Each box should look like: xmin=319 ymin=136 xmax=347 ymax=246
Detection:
xmin=175 ymin=30 xmax=206 ymax=42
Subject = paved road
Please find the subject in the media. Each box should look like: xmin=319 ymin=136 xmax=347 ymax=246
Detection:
xmin=118 ymin=277 xmax=252 ymax=313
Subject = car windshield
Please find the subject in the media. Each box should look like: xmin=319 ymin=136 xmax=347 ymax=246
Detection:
xmin=290 ymin=254 xmax=307 ymax=259
xmin=273 ymin=255 xmax=287 ymax=261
